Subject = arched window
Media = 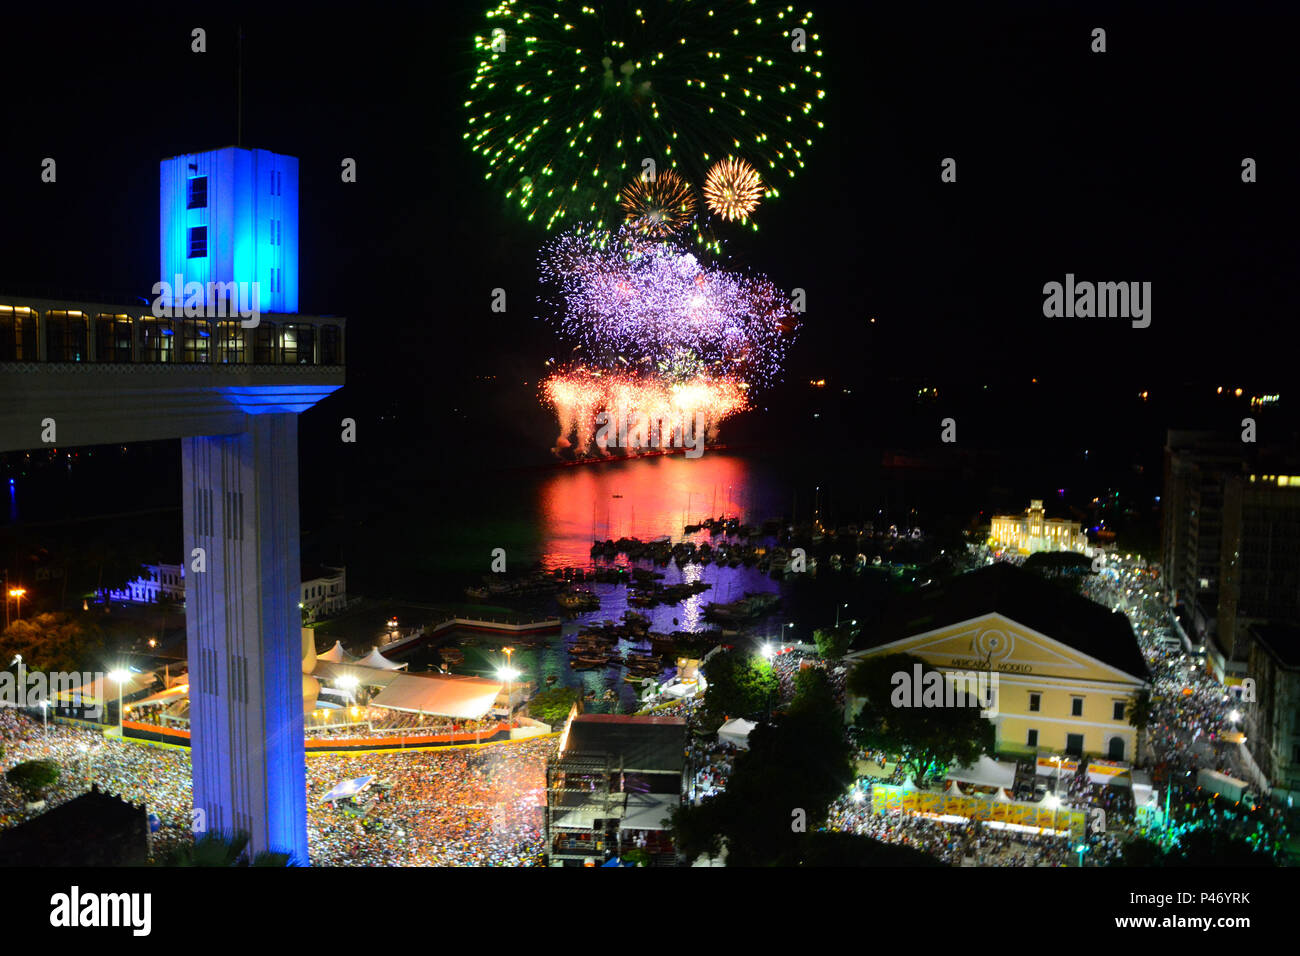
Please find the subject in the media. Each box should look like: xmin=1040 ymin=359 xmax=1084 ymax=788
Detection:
xmin=1107 ymin=736 xmax=1125 ymax=761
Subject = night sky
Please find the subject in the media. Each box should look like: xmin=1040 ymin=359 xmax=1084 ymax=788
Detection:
xmin=2 ymin=2 xmax=1298 ymax=488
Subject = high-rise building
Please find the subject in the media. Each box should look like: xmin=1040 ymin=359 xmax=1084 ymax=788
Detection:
xmin=1244 ymin=622 xmax=1300 ymax=800
xmin=1220 ymin=473 xmax=1300 ymax=661
xmin=1161 ymin=430 xmax=1246 ymax=644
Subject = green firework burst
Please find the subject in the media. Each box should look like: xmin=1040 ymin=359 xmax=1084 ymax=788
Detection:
xmin=465 ymin=0 xmax=826 ymax=232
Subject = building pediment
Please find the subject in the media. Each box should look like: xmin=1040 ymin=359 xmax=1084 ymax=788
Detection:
xmin=856 ymin=613 xmax=1145 ymax=686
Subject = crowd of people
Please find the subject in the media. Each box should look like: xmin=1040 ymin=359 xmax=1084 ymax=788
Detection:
xmin=825 ymin=790 xmax=1119 ymax=866
xmin=3 ymin=706 xmax=557 ymax=866
xmin=771 ymin=651 xmax=848 ymax=704
xmin=0 ymin=709 xmax=193 ymax=858
xmin=305 ymin=737 xmax=555 ymax=865
xmin=690 ymin=740 xmax=737 ymax=800
xmin=305 ymin=708 xmax=503 ymax=740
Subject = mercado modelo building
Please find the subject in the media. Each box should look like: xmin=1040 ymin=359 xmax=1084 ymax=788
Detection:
xmin=846 ymin=563 xmax=1149 ymax=763
xmin=988 ymin=499 xmax=1089 ymax=554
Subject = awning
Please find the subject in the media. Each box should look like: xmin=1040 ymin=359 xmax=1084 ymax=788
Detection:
xmin=551 ymin=796 xmax=625 ymax=830
xmin=322 ymin=775 xmax=375 ymax=803
xmin=368 ymin=672 xmax=503 ymax=719
xmin=1086 ymin=759 xmax=1131 ymax=785
xmin=621 ymin=793 xmax=679 ymax=831
xmin=947 ymin=756 xmax=1016 ymax=789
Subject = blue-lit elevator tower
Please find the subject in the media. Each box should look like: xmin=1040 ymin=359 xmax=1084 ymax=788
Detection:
xmin=0 ymin=147 xmax=341 ymax=864
xmin=160 ymin=147 xmax=299 ymax=313
xmin=165 ymin=147 xmax=308 ymax=862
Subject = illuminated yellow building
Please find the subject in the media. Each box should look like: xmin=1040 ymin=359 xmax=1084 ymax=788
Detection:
xmin=847 ymin=564 xmax=1148 ymax=761
xmin=989 ymin=499 xmax=1088 ymax=554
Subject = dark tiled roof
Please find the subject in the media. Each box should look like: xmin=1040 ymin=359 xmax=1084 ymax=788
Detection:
xmin=563 ymin=715 xmax=687 ymax=773
xmin=852 ymin=563 xmax=1148 ymax=681
xmin=0 ymin=785 xmax=148 ymax=866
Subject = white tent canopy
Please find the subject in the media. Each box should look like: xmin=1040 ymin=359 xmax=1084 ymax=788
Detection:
xmin=311 ymin=661 xmax=400 ymax=690
xmin=53 ymin=671 xmax=154 ymax=705
xmin=356 ymin=647 xmax=407 ymax=671
xmin=946 ymin=755 xmax=1017 ymax=789
xmin=369 ymin=673 xmax=503 ymax=720
xmin=1132 ymin=770 xmax=1156 ymax=808
xmin=717 ymin=718 xmax=757 ymax=749
xmin=317 ymin=641 xmax=355 ymax=664
xmin=131 ymin=684 xmax=189 ymax=708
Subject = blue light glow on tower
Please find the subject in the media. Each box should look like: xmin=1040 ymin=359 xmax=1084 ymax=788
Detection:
xmin=160 ymin=147 xmax=299 ymax=313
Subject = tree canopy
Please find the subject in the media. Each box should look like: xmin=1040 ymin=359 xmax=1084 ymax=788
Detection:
xmin=848 ymin=652 xmax=995 ymax=784
xmin=672 ymin=663 xmax=854 ymax=866
xmin=1 ymin=612 xmax=107 ymax=673
xmin=1119 ymin=829 xmax=1277 ymax=867
xmin=6 ymin=759 xmax=61 ymax=800
xmin=701 ymin=649 xmax=778 ymax=724
xmin=527 ymin=686 xmax=581 ymax=726
xmin=812 ymin=625 xmax=852 ymax=660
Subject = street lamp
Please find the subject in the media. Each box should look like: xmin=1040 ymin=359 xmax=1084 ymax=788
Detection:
xmin=1043 ymin=793 xmax=1060 ymax=837
xmin=1052 ymin=754 xmax=1066 ymax=797
xmin=40 ymin=699 xmax=50 ymax=735
xmin=836 ymin=603 xmax=848 ymax=628
xmin=107 ymin=670 xmax=131 ymax=734
xmin=1076 ymin=843 xmax=1089 ymax=867
xmin=337 ymin=673 xmax=360 ymax=705
xmin=8 ymin=587 xmax=25 ymax=622
xmin=497 ymin=650 xmax=520 ymax=717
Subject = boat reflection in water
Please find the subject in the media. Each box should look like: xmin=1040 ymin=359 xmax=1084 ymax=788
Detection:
xmin=536 ymin=452 xmax=784 ymax=569
xmin=460 ymin=453 xmax=788 ymax=711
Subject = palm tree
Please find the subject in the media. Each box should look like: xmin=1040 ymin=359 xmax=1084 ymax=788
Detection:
xmin=1127 ymin=690 xmax=1153 ymax=763
xmin=160 ymin=831 xmax=295 ymax=866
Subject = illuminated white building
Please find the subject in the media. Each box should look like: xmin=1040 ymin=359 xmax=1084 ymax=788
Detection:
xmin=109 ymin=563 xmax=347 ymax=622
xmin=989 ymin=500 xmax=1088 ymax=554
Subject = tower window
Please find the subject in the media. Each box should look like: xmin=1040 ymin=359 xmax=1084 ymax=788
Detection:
xmin=188 ymin=226 xmax=208 ymax=258
xmin=187 ymin=176 xmax=208 ymax=209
